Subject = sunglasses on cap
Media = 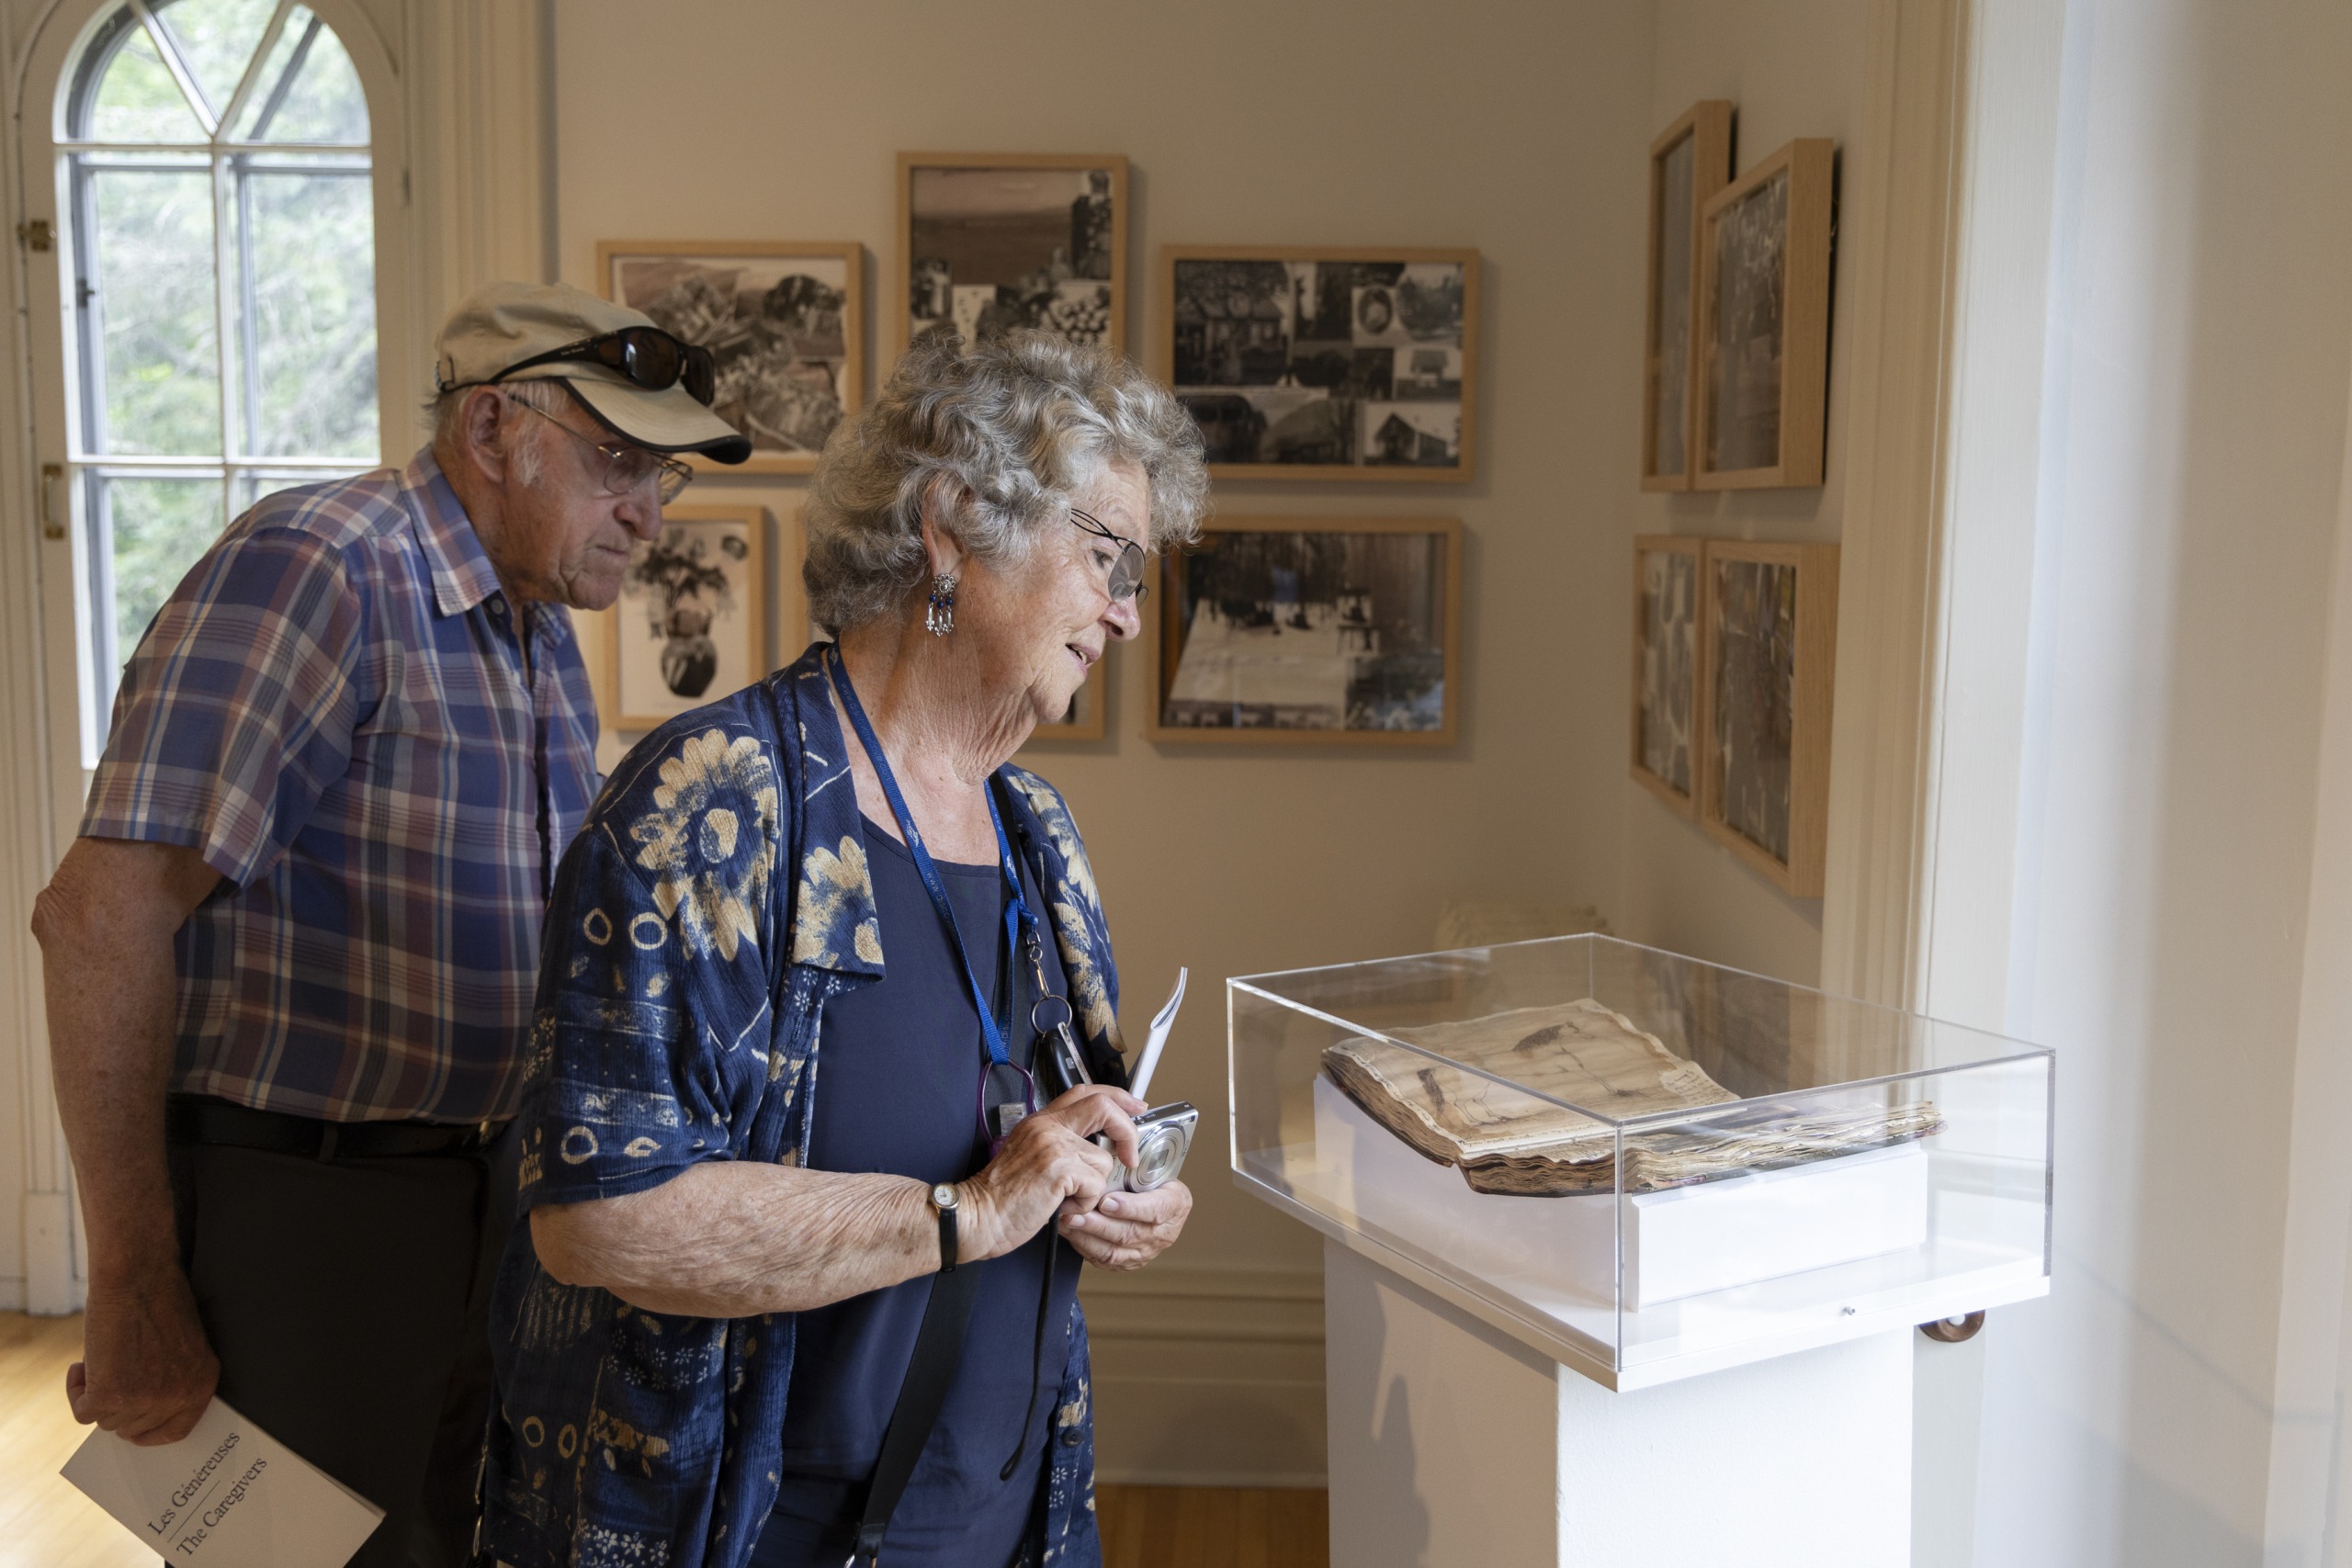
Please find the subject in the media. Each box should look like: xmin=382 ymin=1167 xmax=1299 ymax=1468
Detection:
xmin=491 ymin=326 xmax=718 ymax=407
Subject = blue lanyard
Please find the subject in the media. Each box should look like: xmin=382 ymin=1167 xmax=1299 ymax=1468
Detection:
xmin=826 ymin=647 xmax=1037 ymax=1068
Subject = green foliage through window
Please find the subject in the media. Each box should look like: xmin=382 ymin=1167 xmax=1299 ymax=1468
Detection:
xmin=63 ymin=0 xmax=379 ymax=723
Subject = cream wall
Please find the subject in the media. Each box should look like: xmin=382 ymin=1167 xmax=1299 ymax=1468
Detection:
xmin=550 ymin=0 xmax=1654 ymax=1483
xmin=1619 ymin=0 xmax=1874 ymax=986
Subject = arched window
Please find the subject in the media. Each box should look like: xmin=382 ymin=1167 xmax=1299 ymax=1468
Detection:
xmin=58 ymin=0 xmax=378 ymax=720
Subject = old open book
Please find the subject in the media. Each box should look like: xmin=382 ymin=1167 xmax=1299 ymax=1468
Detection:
xmin=1322 ymin=998 xmax=1942 ymax=1195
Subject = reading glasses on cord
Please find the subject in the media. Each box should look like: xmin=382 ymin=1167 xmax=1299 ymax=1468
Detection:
xmin=1070 ymin=507 xmax=1148 ymax=604
xmin=506 ymin=397 xmax=695 ymax=505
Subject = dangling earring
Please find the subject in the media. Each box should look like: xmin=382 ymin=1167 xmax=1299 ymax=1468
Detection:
xmin=925 ymin=573 xmax=958 ymax=637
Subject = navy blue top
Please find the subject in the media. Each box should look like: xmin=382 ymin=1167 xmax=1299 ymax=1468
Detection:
xmin=752 ymin=811 xmax=1080 ymax=1567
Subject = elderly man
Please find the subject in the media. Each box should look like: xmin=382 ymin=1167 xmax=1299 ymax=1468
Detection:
xmin=29 ymin=281 xmax=748 ymax=1567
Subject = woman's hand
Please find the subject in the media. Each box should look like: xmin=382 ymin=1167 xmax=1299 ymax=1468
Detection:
xmin=1057 ymin=1179 xmax=1192 ymax=1269
xmin=958 ymin=1083 xmax=1145 ymax=1263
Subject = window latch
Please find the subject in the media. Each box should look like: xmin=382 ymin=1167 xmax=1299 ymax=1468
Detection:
xmin=40 ymin=464 xmax=64 ymax=541
xmin=16 ymin=220 xmax=51 ymax=253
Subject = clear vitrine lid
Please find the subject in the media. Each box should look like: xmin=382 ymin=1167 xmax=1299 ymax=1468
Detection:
xmin=1227 ymin=935 xmax=2052 ymax=1389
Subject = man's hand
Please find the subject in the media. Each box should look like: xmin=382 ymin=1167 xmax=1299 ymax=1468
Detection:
xmin=958 ymin=1083 xmax=1144 ymax=1263
xmin=69 ymin=1268 xmax=218 ymax=1444
xmin=1057 ymin=1179 xmax=1192 ymax=1269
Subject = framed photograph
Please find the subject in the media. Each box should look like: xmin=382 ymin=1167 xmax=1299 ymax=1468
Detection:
xmin=1630 ymin=536 xmax=1703 ymax=814
xmin=1147 ymin=518 xmax=1463 ymax=746
xmin=602 ymin=505 xmax=770 ymax=732
xmin=598 ymin=241 xmax=864 ymax=477
xmin=898 ymin=153 xmax=1127 ymax=355
xmin=1695 ymin=140 xmax=1835 ymax=489
xmin=1643 ymin=103 xmax=1733 ymax=491
xmin=1696 ymin=540 xmax=1838 ymax=896
xmin=1159 ymin=246 xmax=1480 ymax=482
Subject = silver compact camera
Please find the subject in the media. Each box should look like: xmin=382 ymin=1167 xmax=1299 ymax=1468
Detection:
xmin=1113 ymin=1102 xmax=1198 ymax=1192
xmin=1035 ymin=968 xmax=1197 ymax=1193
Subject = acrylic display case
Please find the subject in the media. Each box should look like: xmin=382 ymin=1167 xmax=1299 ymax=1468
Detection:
xmin=1229 ymin=935 xmax=2052 ymax=1391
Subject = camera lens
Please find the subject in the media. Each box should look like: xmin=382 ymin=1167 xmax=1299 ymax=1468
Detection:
xmin=1133 ymin=1129 xmax=1180 ymax=1189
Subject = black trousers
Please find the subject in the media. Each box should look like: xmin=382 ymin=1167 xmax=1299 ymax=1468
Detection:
xmin=167 ymin=1123 xmax=518 ymax=1568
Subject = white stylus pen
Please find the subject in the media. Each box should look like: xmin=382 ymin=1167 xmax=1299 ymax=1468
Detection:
xmin=1129 ymin=968 xmax=1188 ymax=1103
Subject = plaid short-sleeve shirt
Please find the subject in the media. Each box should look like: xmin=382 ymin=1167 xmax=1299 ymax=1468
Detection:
xmin=81 ymin=448 xmax=601 ymax=1124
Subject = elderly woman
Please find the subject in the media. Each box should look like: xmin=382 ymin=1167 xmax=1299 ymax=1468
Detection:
xmin=475 ymin=333 xmax=1209 ymax=1568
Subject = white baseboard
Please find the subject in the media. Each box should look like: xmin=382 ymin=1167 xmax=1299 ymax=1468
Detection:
xmin=1081 ymin=1264 xmax=1328 ymax=1486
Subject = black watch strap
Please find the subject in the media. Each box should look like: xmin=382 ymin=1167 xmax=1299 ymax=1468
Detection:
xmin=931 ymin=1182 xmax=958 ymax=1274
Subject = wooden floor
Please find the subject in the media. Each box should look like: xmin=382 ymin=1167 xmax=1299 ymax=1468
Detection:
xmin=1096 ymin=1484 xmax=1329 ymax=1567
xmin=1 ymin=1314 xmax=1327 ymax=1568
xmin=0 ymin=1314 xmax=153 ymax=1568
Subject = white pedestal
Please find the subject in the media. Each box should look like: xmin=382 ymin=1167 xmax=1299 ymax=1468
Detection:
xmin=1324 ymin=1239 xmax=1913 ymax=1568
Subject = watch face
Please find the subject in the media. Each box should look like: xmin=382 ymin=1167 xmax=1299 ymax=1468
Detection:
xmin=932 ymin=1183 xmax=956 ymax=1208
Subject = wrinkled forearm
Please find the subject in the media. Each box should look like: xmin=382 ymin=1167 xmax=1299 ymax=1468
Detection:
xmin=33 ymin=840 xmax=215 ymax=1289
xmin=529 ymin=1160 xmax=940 ymax=1318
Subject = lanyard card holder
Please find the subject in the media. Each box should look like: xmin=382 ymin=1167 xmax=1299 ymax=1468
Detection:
xmin=1034 ymin=992 xmax=1093 ymax=1100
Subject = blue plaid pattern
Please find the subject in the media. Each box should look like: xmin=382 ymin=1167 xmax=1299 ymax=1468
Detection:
xmin=81 ymin=448 xmax=601 ymax=1124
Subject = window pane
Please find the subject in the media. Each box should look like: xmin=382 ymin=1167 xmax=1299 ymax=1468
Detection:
xmin=238 ymin=10 xmax=368 ymax=144
xmin=101 ymin=474 xmax=225 ymax=667
xmin=85 ymin=22 xmax=205 ymax=142
xmin=229 ymin=9 xmax=302 ymax=137
xmin=87 ymin=166 xmax=220 ymax=456
xmin=233 ymin=169 xmax=377 ymax=458
xmin=153 ymin=0 xmax=278 ymax=126
xmin=232 ymin=468 xmax=355 ymax=516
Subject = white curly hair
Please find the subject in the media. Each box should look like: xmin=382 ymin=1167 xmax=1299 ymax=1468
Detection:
xmin=801 ymin=332 xmax=1210 ymax=634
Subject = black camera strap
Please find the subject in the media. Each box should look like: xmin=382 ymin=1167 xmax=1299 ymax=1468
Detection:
xmin=852 ymin=1258 xmax=978 ymax=1567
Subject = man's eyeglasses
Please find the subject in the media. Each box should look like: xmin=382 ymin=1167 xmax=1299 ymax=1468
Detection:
xmin=491 ymin=326 xmax=718 ymax=407
xmin=1071 ymin=508 xmax=1148 ymax=604
xmin=510 ymin=397 xmax=695 ymax=504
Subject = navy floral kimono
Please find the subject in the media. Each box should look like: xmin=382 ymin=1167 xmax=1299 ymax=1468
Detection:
xmin=475 ymin=646 xmax=1126 ymax=1568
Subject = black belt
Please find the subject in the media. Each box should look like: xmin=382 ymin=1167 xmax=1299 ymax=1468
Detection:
xmin=165 ymin=1096 xmax=507 ymax=1162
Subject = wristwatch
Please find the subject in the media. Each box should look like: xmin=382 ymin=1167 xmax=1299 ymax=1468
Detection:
xmin=929 ymin=1182 xmax=959 ymax=1273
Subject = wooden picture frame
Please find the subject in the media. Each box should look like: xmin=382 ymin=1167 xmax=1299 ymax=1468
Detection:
xmin=898 ymin=152 xmax=1128 ymax=356
xmin=599 ymin=504 xmax=770 ymax=733
xmin=1159 ymin=245 xmax=1480 ymax=482
xmin=777 ymin=502 xmax=810 ymax=661
xmin=1642 ymin=103 xmax=1734 ymax=491
xmin=1146 ymin=517 xmax=1463 ymax=746
xmin=596 ymin=241 xmax=865 ymax=477
xmin=1023 ymin=653 xmax=1110 ymax=744
xmin=1630 ymin=535 xmax=1704 ymax=814
xmin=1694 ymin=139 xmax=1836 ymax=489
xmin=1696 ymin=540 xmax=1838 ymax=896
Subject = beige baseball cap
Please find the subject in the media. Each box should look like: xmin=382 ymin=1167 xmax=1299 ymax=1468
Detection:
xmin=433 ymin=280 xmax=752 ymax=464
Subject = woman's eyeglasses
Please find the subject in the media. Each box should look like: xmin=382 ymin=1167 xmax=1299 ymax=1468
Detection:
xmin=1071 ymin=508 xmax=1148 ymax=604
xmin=510 ymin=398 xmax=695 ymax=504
